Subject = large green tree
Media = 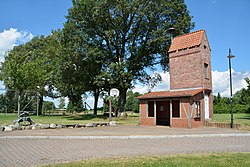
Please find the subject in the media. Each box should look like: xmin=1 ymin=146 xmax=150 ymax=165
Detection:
xmin=1 ymin=34 xmax=61 ymax=115
xmin=66 ymin=0 xmax=194 ymax=115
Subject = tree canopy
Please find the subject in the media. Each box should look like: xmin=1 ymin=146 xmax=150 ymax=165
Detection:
xmin=0 ymin=0 xmax=195 ymax=115
xmin=1 ymin=34 xmax=61 ymax=114
xmin=66 ymin=0 xmax=194 ymax=114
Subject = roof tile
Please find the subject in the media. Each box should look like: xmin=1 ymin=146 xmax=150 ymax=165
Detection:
xmin=137 ymin=88 xmax=205 ymax=100
xmin=169 ymin=30 xmax=205 ymax=52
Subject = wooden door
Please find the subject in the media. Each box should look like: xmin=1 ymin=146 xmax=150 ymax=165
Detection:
xmin=156 ymin=101 xmax=170 ymax=126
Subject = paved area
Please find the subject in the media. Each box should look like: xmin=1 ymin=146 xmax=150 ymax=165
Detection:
xmin=1 ymin=125 xmax=250 ymax=137
xmin=0 ymin=126 xmax=250 ymax=167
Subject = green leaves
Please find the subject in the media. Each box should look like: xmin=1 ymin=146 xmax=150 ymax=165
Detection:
xmin=66 ymin=0 xmax=194 ymax=113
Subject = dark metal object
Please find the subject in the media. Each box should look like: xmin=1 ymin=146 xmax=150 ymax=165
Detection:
xmin=17 ymin=111 xmax=33 ymax=125
xmin=167 ymin=27 xmax=175 ymax=44
xmin=227 ymin=48 xmax=235 ymax=128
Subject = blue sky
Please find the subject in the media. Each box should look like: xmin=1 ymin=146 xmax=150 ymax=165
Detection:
xmin=0 ymin=0 xmax=249 ymax=107
xmin=186 ymin=0 xmax=250 ymax=72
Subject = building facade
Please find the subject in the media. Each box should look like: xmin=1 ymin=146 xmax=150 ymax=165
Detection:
xmin=138 ymin=30 xmax=213 ymax=128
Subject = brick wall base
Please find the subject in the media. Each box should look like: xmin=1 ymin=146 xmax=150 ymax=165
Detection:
xmin=204 ymin=121 xmax=242 ymax=129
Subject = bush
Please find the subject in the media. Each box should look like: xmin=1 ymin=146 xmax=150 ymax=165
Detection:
xmin=214 ymin=104 xmax=250 ymax=114
xmin=213 ymin=104 xmax=230 ymax=114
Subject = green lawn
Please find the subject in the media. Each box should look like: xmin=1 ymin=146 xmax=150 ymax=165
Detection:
xmin=0 ymin=112 xmax=140 ymax=126
xmin=42 ymin=153 xmax=250 ymax=167
xmin=1 ymin=113 xmax=249 ymax=129
xmin=212 ymin=113 xmax=250 ymax=129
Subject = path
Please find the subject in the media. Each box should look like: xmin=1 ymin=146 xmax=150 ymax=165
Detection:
xmin=0 ymin=126 xmax=250 ymax=167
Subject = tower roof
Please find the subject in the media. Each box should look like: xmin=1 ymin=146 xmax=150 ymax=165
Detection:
xmin=169 ymin=30 xmax=205 ymax=52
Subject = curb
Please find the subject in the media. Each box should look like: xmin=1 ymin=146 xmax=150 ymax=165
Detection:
xmin=1 ymin=133 xmax=250 ymax=140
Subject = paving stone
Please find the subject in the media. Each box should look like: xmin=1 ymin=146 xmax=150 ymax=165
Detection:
xmin=0 ymin=136 xmax=249 ymax=167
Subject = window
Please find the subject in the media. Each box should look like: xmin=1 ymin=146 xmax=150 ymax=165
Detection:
xmin=148 ymin=101 xmax=154 ymax=117
xmin=204 ymin=63 xmax=209 ymax=79
xmin=172 ymin=100 xmax=180 ymax=117
xmin=194 ymin=101 xmax=201 ymax=118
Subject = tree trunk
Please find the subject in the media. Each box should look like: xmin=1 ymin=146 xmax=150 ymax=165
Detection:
xmin=93 ymin=89 xmax=100 ymax=115
xmin=118 ymin=88 xmax=127 ymax=117
xmin=38 ymin=95 xmax=43 ymax=115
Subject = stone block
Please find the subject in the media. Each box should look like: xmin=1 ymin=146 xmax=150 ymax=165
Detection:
xmin=57 ymin=125 xmax=63 ymax=129
xmin=109 ymin=121 xmax=116 ymax=126
xmin=50 ymin=123 xmax=57 ymax=129
xmin=13 ymin=123 xmax=21 ymax=130
xmin=25 ymin=126 xmax=32 ymax=130
xmin=4 ymin=126 xmax=13 ymax=131
xmin=86 ymin=123 xmax=93 ymax=127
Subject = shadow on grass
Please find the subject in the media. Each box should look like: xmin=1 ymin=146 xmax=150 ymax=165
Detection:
xmin=238 ymin=113 xmax=250 ymax=120
xmin=64 ymin=114 xmax=108 ymax=121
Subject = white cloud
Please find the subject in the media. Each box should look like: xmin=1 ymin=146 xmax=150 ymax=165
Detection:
xmin=132 ymin=71 xmax=170 ymax=94
xmin=46 ymin=93 xmax=104 ymax=109
xmin=212 ymin=70 xmax=250 ymax=97
xmin=0 ymin=28 xmax=33 ymax=62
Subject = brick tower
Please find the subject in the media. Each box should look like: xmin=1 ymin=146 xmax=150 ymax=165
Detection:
xmin=168 ymin=30 xmax=213 ymax=119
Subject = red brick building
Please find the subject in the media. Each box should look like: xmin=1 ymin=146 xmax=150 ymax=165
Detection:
xmin=137 ymin=30 xmax=213 ymax=128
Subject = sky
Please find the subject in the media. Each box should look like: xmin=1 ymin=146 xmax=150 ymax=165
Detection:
xmin=0 ymin=0 xmax=249 ymax=108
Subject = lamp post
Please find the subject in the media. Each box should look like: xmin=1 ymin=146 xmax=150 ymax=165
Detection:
xmin=168 ymin=27 xmax=175 ymax=44
xmin=227 ymin=48 xmax=235 ymax=128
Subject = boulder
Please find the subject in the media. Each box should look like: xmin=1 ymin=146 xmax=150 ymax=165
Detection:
xmin=4 ymin=126 xmax=13 ymax=131
xmin=25 ymin=126 xmax=32 ymax=130
xmin=40 ymin=124 xmax=48 ymax=129
xmin=13 ymin=123 xmax=21 ymax=130
xmin=86 ymin=123 xmax=93 ymax=127
xmin=32 ymin=125 xmax=41 ymax=130
xmin=49 ymin=124 xmax=57 ymax=129
xmin=57 ymin=125 xmax=63 ymax=129
xmin=109 ymin=121 xmax=116 ymax=126
xmin=0 ymin=126 xmax=4 ymax=131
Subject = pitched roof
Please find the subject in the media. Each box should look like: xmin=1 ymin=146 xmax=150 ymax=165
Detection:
xmin=137 ymin=88 xmax=205 ymax=100
xmin=168 ymin=30 xmax=205 ymax=53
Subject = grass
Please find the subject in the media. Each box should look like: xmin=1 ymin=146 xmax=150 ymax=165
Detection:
xmin=0 ymin=112 xmax=140 ymax=126
xmin=212 ymin=113 xmax=250 ymax=129
xmin=1 ymin=112 xmax=249 ymax=129
xmin=42 ymin=153 xmax=250 ymax=167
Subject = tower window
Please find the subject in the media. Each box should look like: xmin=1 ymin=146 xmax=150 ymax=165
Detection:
xmin=204 ymin=63 xmax=209 ymax=79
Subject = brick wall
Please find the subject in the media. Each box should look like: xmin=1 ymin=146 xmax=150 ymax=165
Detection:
xmin=140 ymin=117 xmax=155 ymax=126
xmin=140 ymin=101 xmax=147 ymax=117
xmin=172 ymin=119 xmax=189 ymax=128
xmin=169 ymin=34 xmax=212 ymax=92
xmin=169 ymin=48 xmax=203 ymax=90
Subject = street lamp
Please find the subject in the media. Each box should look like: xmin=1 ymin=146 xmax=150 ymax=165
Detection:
xmin=167 ymin=27 xmax=175 ymax=44
xmin=227 ymin=48 xmax=235 ymax=128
